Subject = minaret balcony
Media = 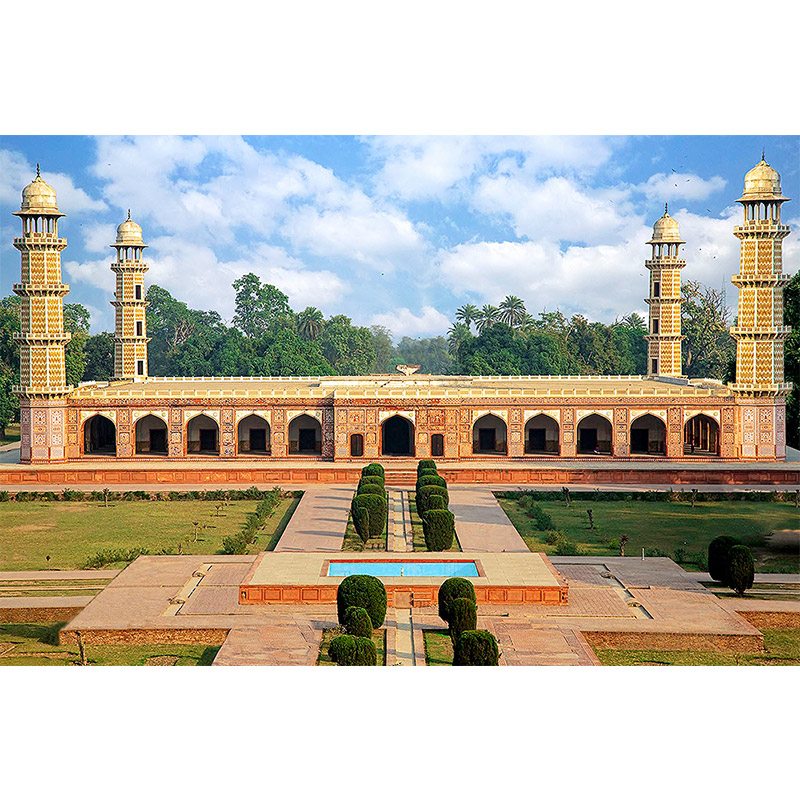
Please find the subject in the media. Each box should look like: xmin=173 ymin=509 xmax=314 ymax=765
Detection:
xmin=730 ymin=325 xmax=791 ymax=338
xmin=13 ymin=282 xmax=70 ymax=296
xmin=729 ymin=381 xmax=792 ymax=396
xmin=13 ymin=331 xmax=72 ymax=344
xmin=731 ymin=273 xmax=790 ymax=287
xmin=13 ymin=236 xmax=67 ymax=249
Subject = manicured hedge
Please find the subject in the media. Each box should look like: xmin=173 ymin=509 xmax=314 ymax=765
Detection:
xmin=416 ymin=474 xmax=446 ymax=490
xmin=426 ymin=494 xmax=447 ymax=511
xmin=708 ymin=535 xmax=739 ymax=582
xmin=438 ymin=576 xmax=477 ymax=622
xmin=329 ymin=634 xmax=377 ymax=666
xmin=357 ymin=483 xmax=385 ymax=497
xmin=417 ymin=459 xmax=437 ymax=475
xmin=359 ymin=476 xmax=385 ymax=489
xmin=423 ymin=509 xmax=455 ymax=551
xmin=361 ymin=463 xmax=385 ymax=478
xmin=337 ymin=574 xmax=387 ymax=627
xmin=352 ymin=493 xmax=387 ymax=539
xmin=417 ymin=484 xmax=449 ymax=514
xmin=343 ymin=606 xmax=374 ymax=638
xmin=494 ymin=489 xmax=799 ymax=504
xmin=727 ymin=545 xmax=755 ymax=596
xmin=454 ymin=630 xmax=499 ymax=666
xmin=448 ymin=597 xmax=477 ymax=643
xmin=352 ymin=503 xmax=370 ymax=543
xmin=0 ymin=486 xmax=301 ymax=503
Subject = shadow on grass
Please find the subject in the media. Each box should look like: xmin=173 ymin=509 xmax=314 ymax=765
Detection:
xmin=0 ymin=621 xmax=66 ymax=645
xmin=196 ymin=646 xmax=221 ymax=666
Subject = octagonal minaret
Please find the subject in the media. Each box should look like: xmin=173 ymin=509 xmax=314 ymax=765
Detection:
xmin=730 ymin=155 xmax=792 ymax=460
xmin=110 ymin=211 xmax=150 ymax=380
xmin=645 ymin=204 xmax=685 ymax=378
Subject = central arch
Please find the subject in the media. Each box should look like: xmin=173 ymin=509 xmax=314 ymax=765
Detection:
xmin=187 ymin=414 xmax=219 ymax=455
xmin=683 ymin=413 xmax=720 ymax=456
xmin=524 ymin=414 xmax=560 ymax=455
xmin=237 ymin=414 xmax=271 ymax=455
xmin=288 ymin=413 xmax=322 ymax=455
xmin=84 ymin=414 xmax=116 ymax=455
xmin=472 ymin=413 xmax=507 ymax=455
xmin=577 ymin=413 xmax=612 ymax=455
xmin=381 ymin=414 xmax=415 ymax=456
xmin=135 ymin=414 xmax=168 ymax=455
xmin=630 ymin=413 xmax=666 ymax=455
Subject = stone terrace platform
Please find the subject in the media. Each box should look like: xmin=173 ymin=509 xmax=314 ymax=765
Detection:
xmin=239 ymin=551 xmax=567 ymax=607
xmin=1 ymin=456 xmax=799 ymax=489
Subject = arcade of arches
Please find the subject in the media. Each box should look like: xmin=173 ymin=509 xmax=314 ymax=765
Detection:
xmin=135 ymin=414 xmax=167 ymax=455
xmin=473 ymin=414 xmax=507 ymax=455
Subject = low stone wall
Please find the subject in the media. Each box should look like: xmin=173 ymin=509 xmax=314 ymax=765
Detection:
xmin=59 ymin=627 xmax=229 ymax=647
xmin=737 ymin=610 xmax=800 ymax=629
xmin=583 ymin=629 xmax=764 ymax=653
xmin=0 ymin=605 xmax=86 ymax=624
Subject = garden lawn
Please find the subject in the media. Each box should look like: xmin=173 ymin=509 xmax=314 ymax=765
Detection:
xmin=424 ymin=630 xmax=453 ymax=666
xmin=0 ymin=497 xmax=298 ymax=570
xmin=595 ymin=628 xmax=800 ymax=665
xmin=409 ymin=491 xmax=461 ymax=552
xmin=496 ymin=495 xmax=799 ymax=572
xmin=0 ymin=622 xmax=219 ymax=666
xmin=317 ymin=628 xmax=386 ymax=665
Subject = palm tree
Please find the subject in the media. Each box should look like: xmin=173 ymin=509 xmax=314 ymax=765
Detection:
xmin=455 ymin=304 xmax=479 ymax=330
xmin=447 ymin=322 xmax=472 ymax=358
xmin=296 ymin=307 xmax=324 ymax=340
xmin=476 ymin=304 xmax=500 ymax=334
xmin=498 ymin=295 xmax=526 ymax=327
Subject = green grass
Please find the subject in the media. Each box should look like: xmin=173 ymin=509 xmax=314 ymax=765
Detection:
xmin=409 ymin=491 xmax=461 ymax=552
xmin=0 ymin=422 xmax=20 ymax=446
xmin=424 ymin=630 xmax=453 ymax=665
xmin=0 ymin=622 xmax=219 ymax=666
xmin=0 ymin=497 xmax=299 ymax=570
xmin=595 ymin=628 xmax=800 ymax=666
xmin=317 ymin=627 xmax=386 ymax=665
xmin=497 ymin=495 xmax=800 ymax=573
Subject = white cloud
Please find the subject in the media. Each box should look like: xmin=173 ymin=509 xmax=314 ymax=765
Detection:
xmin=369 ymin=305 xmax=451 ymax=338
xmin=636 ymin=172 xmax=727 ymax=202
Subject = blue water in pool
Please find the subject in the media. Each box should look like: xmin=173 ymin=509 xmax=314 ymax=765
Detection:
xmin=328 ymin=561 xmax=479 ymax=578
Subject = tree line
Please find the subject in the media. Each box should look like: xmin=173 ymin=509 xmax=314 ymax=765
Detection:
xmin=1 ymin=272 xmax=798 ymax=447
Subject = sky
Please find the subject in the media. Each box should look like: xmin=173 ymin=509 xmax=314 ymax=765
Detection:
xmin=0 ymin=135 xmax=798 ymax=337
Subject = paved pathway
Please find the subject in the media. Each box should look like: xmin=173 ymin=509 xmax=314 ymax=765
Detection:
xmin=274 ymin=486 xmax=353 ymax=552
xmin=448 ymin=487 xmax=528 ymax=552
xmin=0 ymin=569 xmax=120 ymax=582
xmin=388 ymin=488 xmax=412 ymax=552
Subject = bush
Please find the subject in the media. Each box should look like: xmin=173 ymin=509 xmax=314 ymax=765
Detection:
xmin=454 ymin=630 xmax=499 ymax=666
xmin=417 ymin=474 xmax=446 ymax=490
xmin=359 ymin=476 xmax=384 ymax=489
xmin=708 ymin=535 xmax=739 ymax=582
xmin=343 ymin=606 xmax=374 ymax=638
xmin=554 ymin=537 xmax=583 ymax=556
xmin=352 ymin=504 xmax=370 ymax=543
xmin=361 ymin=463 xmax=385 ymax=478
xmin=438 ymin=577 xmax=477 ymax=623
xmin=426 ymin=494 xmax=447 ymax=511
xmin=727 ymin=545 xmax=755 ymax=596
xmin=448 ymin=597 xmax=477 ymax=643
xmin=329 ymin=634 xmax=377 ymax=666
xmin=544 ymin=530 xmax=561 ymax=545
xmin=423 ymin=509 xmax=455 ymax=551
xmin=417 ymin=484 xmax=449 ymax=514
xmin=528 ymin=504 xmax=555 ymax=531
xmin=81 ymin=547 xmax=151 ymax=569
xmin=417 ymin=459 xmax=437 ymax=474
xmin=357 ymin=483 xmax=385 ymax=497
xmin=337 ymin=574 xmax=387 ymax=628
xmin=352 ymin=493 xmax=387 ymax=539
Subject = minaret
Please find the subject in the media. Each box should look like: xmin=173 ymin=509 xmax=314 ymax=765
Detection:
xmin=12 ymin=167 xmax=71 ymax=463
xmin=645 ymin=204 xmax=685 ymax=378
xmin=730 ymin=155 xmax=791 ymax=459
xmin=110 ymin=211 xmax=149 ymax=380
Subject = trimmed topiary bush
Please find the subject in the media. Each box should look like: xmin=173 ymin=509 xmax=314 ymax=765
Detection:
xmin=343 ymin=605 xmax=374 ymax=638
xmin=337 ymin=574 xmax=387 ymax=627
xmin=359 ymin=476 xmax=384 ymax=489
xmin=362 ymin=463 xmax=385 ymax=478
xmin=448 ymin=597 xmax=477 ymax=643
xmin=727 ymin=544 xmax=755 ymax=596
xmin=417 ymin=474 xmax=446 ymax=490
xmin=423 ymin=509 xmax=455 ymax=551
xmin=357 ymin=483 xmax=385 ymax=497
xmin=426 ymin=494 xmax=447 ymax=511
xmin=454 ymin=630 xmax=499 ymax=666
xmin=352 ymin=493 xmax=387 ymax=539
xmin=438 ymin=576 xmax=477 ymax=622
xmin=708 ymin=535 xmax=739 ymax=583
xmin=352 ymin=503 xmax=370 ymax=543
xmin=417 ymin=459 xmax=437 ymax=474
xmin=417 ymin=484 xmax=449 ymax=514
xmin=329 ymin=634 xmax=377 ymax=666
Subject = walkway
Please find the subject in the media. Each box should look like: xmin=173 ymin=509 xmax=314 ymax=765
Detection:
xmin=387 ymin=488 xmax=412 ymax=552
xmin=448 ymin=487 xmax=528 ymax=552
xmin=274 ymin=486 xmax=353 ymax=552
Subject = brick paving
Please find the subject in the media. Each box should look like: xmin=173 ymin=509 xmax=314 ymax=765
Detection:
xmin=274 ymin=486 xmax=353 ymax=552
xmin=449 ymin=488 xmax=529 ymax=552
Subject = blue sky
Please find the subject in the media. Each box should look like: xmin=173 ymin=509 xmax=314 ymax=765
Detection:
xmin=1 ymin=135 xmax=798 ymax=336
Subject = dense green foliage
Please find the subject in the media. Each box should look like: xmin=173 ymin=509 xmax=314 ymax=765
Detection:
xmin=351 ymin=493 xmax=387 ymax=539
xmin=362 ymin=463 xmax=385 ymax=478
xmin=438 ymin=577 xmax=477 ymax=622
xmin=336 ymin=575 xmax=387 ymax=628
xmin=426 ymin=494 xmax=447 ymax=511
xmin=417 ymin=474 xmax=446 ymax=489
xmin=447 ymin=597 xmax=477 ymax=644
xmin=453 ymin=630 xmax=499 ymax=666
xmin=356 ymin=483 xmax=385 ymax=497
xmin=727 ymin=544 xmax=755 ymax=596
xmin=358 ymin=475 xmax=385 ymax=489
xmin=417 ymin=485 xmax=449 ymax=514
xmin=221 ymin=487 xmax=283 ymax=554
xmin=784 ymin=272 xmax=800 ymax=448
xmin=708 ymin=535 xmax=739 ymax=582
xmin=343 ymin=606 xmax=374 ymax=639
xmin=422 ymin=509 xmax=456 ymax=551
xmin=417 ymin=460 xmax=437 ymax=474
xmin=328 ymin=634 xmax=378 ymax=666
xmin=352 ymin=503 xmax=370 ymax=543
